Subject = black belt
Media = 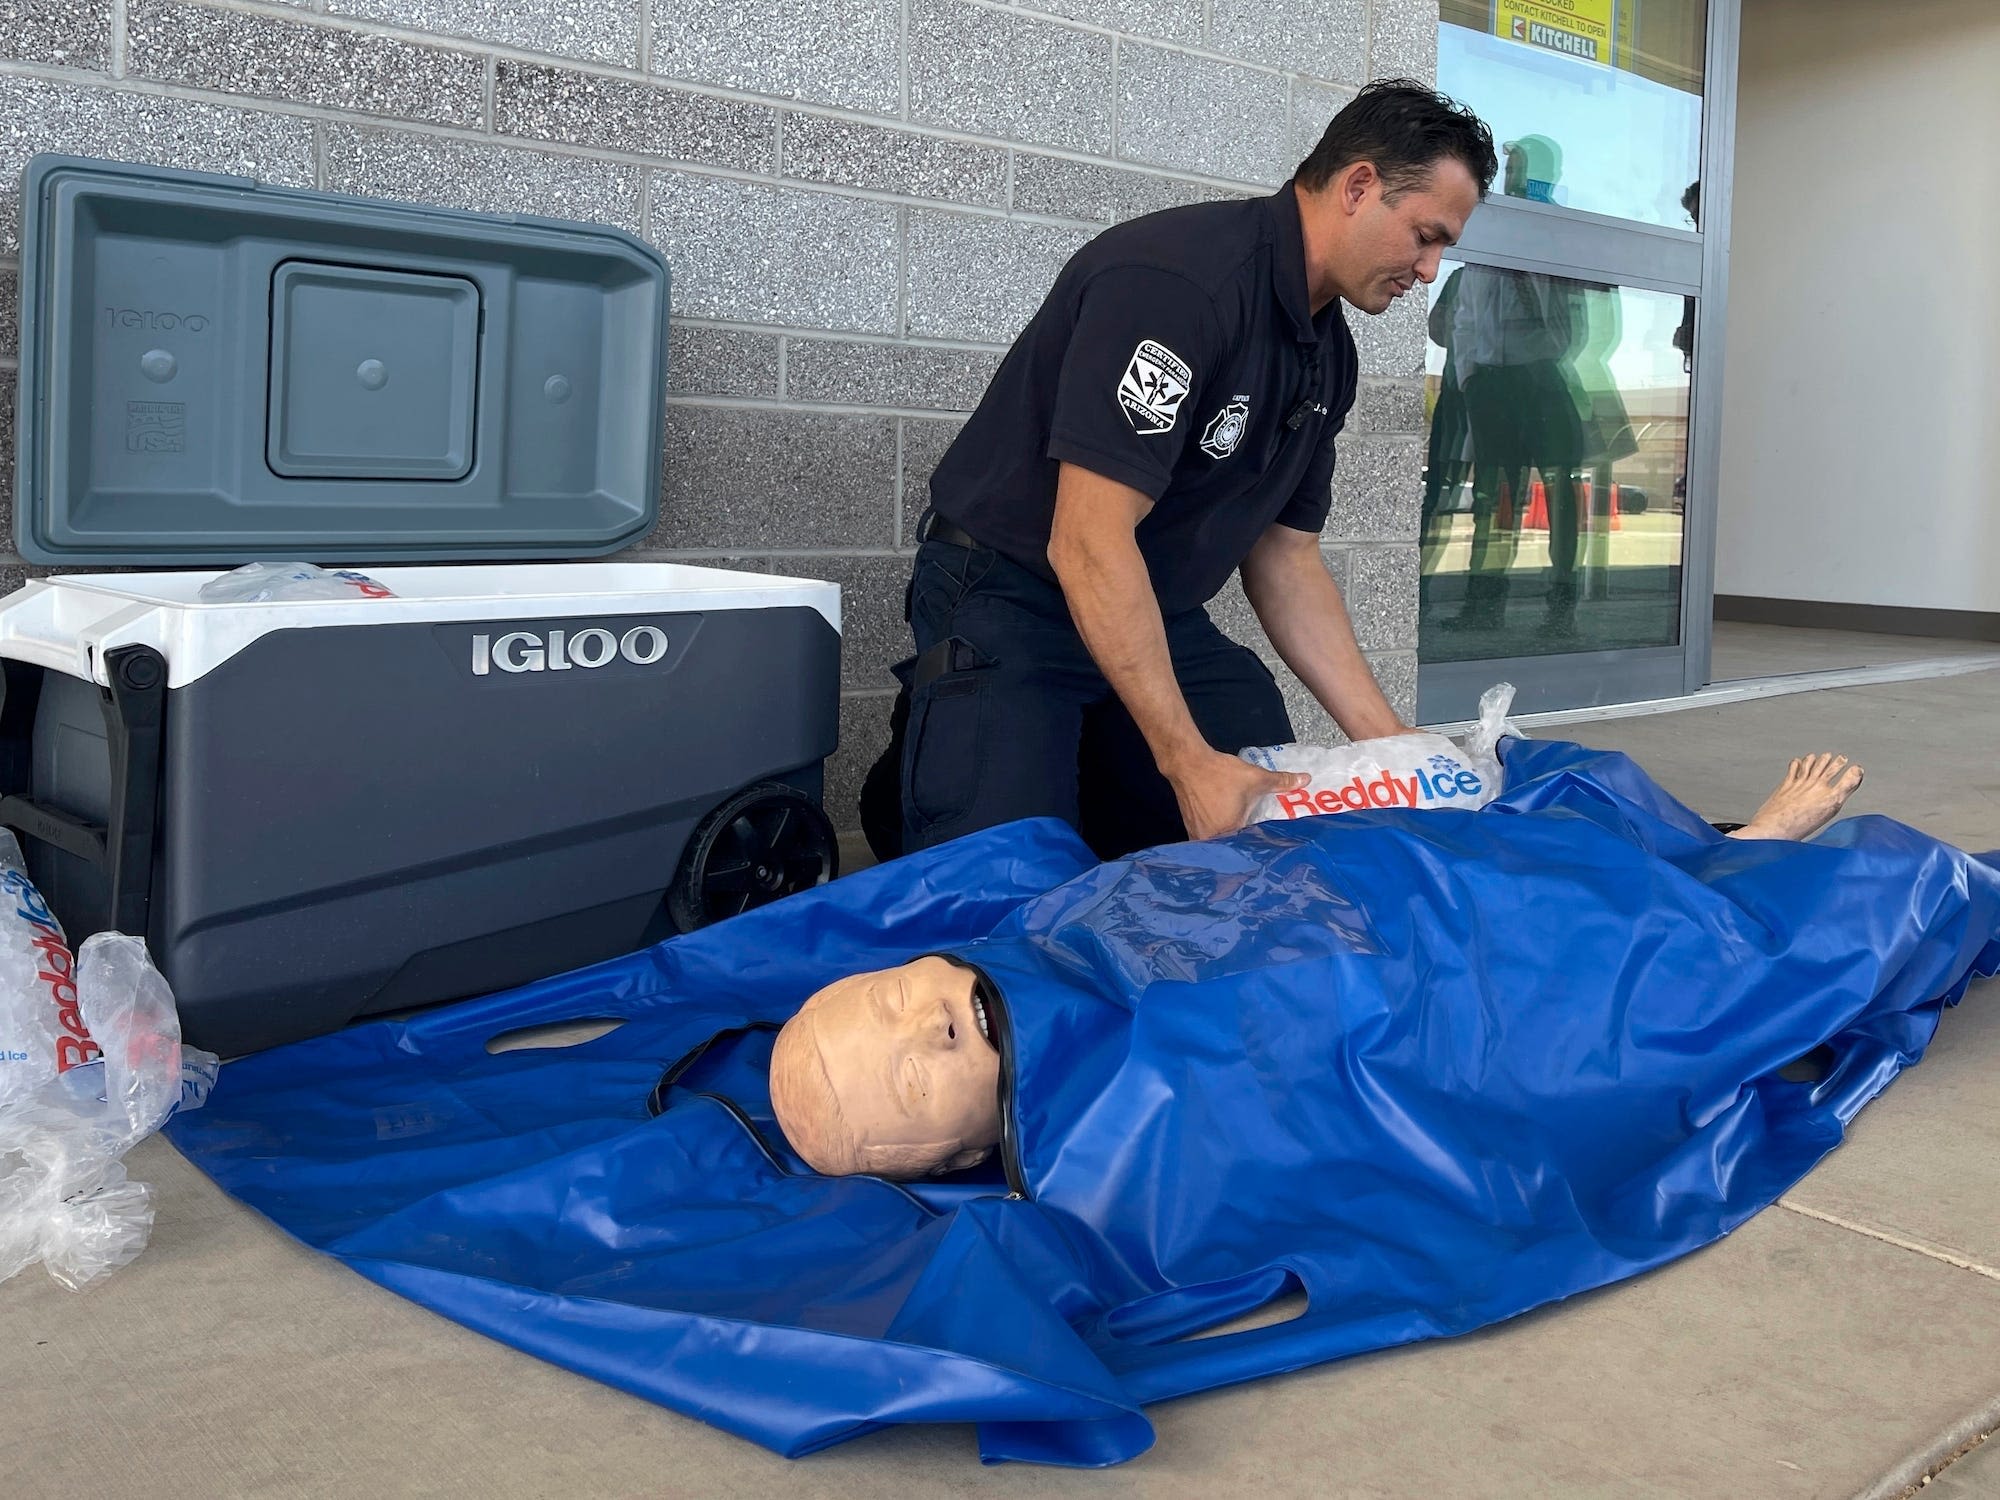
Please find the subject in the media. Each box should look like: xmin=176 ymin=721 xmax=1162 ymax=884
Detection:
xmin=921 ymin=513 xmax=980 ymax=549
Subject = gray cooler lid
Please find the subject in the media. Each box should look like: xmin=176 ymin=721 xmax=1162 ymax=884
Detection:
xmin=13 ymin=155 xmax=671 ymax=565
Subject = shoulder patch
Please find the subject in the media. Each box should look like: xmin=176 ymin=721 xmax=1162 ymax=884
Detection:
xmin=1117 ymin=340 xmax=1193 ymax=435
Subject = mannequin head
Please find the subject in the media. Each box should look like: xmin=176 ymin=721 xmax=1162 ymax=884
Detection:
xmin=769 ymin=955 xmax=1003 ymax=1179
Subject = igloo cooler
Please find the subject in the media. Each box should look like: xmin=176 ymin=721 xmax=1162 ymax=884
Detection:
xmin=0 ymin=565 xmax=841 ymax=1056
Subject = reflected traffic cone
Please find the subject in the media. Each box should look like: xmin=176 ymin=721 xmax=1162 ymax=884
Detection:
xmin=1497 ymin=477 xmax=1515 ymax=531
xmin=1524 ymin=477 xmax=1549 ymax=531
xmin=1609 ymin=482 xmax=1623 ymax=532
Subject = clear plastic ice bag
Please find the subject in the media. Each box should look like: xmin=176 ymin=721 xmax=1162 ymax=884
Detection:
xmin=196 ymin=561 xmax=396 ymax=603
xmin=1240 ymin=683 xmax=1525 ymax=825
xmin=0 ymin=833 xmax=217 ymax=1290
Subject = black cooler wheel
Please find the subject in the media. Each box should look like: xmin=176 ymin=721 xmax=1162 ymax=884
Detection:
xmin=668 ymin=782 xmax=839 ymax=932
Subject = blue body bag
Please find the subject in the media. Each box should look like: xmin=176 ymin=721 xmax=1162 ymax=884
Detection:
xmin=168 ymin=740 xmax=2000 ymax=1466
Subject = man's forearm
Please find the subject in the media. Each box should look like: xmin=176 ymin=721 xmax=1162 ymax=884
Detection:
xmin=1243 ymin=541 xmax=1406 ymax=742
xmin=1049 ymin=523 xmax=1210 ymax=776
xmin=1044 ymin=466 xmax=1315 ymax=840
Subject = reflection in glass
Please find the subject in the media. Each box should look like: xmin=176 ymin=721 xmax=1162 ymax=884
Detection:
xmin=1418 ymin=258 xmax=1689 ymax=664
xmin=1438 ymin=0 xmax=1706 ymax=229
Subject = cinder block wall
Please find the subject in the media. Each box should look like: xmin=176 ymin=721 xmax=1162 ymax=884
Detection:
xmin=0 ymin=0 xmax=1438 ymax=831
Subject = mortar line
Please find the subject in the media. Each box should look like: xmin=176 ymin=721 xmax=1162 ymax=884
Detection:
xmin=1778 ymin=1200 xmax=2000 ymax=1283
xmin=678 ymin=317 xmax=1004 ymax=354
xmin=0 ymin=56 xmax=1270 ymax=202
xmin=94 ymin=0 xmax=1304 ymax=117
xmin=482 ymin=54 xmax=496 ymax=132
xmin=0 ymin=69 xmax=1118 ymax=228
xmin=950 ymin=0 xmax=1293 ymax=79
xmin=110 ymin=0 xmax=129 ymax=78
xmin=669 ymin=392 xmax=971 ymax=421
xmin=26 ymin=0 xmax=1325 ymax=156
xmin=637 ymin=0 xmax=651 ymax=73
xmin=105 ymin=0 xmax=503 ymax=59
xmin=893 ymin=419 xmax=906 ymax=548
xmin=1109 ymin=35 xmax=1120 ymax=161
xmin=895 ymin=206 xmax=909 ymax=340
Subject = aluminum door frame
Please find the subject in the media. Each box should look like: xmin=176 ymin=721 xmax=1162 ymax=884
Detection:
xmin=1415 ymin=0 xmax=1741 ymax=725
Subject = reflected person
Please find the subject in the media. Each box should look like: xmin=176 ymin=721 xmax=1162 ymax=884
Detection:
xmin=1570 ymin=280 xmax=1639 ymax=597
xmin=1441 ymin=135 xmax=1589 ymax=636
xmin=1419 ymin=263 xmax=1473 ymax=613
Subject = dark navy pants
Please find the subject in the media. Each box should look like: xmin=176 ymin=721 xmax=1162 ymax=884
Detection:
xmin=859 ymin=527 xmax=1294 ymax=862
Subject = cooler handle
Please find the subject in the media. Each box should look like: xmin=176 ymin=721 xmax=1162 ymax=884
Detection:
xmin=0 ymin=645 xmax=167 ymax=938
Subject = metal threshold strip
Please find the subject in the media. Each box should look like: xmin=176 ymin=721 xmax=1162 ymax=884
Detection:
xmin=1425 ymin=653 xmax=2000 ymax=737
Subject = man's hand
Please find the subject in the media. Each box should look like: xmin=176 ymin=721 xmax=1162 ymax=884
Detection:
xmin=1162 ymin=747 xmax=1310 ymax=842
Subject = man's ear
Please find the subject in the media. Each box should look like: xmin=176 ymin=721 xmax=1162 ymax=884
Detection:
xmin=1339 ymin=159 xmax=1378 ymax=214
xmin=933 ymin=1144 xmax=994 ymax=1175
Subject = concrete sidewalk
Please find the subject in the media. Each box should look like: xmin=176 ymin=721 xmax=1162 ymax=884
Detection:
xmin=5 ymin=669 xmax=1998 ymax=1499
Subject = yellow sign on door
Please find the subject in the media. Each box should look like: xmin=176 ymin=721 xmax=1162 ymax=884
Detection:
xmin=1492 ymin=0 xmax=1617 ymax=66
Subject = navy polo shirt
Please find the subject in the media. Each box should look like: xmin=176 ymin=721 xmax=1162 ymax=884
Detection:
xmin=929 ymin=181 xmax=1360 ymax=617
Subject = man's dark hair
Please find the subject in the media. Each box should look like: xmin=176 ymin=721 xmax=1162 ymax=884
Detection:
xmin=1296 ymin=79 xmax=1498 ymax=200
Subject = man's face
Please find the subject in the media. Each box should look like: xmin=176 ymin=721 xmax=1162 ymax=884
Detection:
xmin=1334 ymin=158 xmax=1481 ymax=316
xmin=794 ymin=956 xmax=1003 ymax=1171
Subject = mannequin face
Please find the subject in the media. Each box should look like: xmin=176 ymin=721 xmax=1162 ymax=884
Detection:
xmin=769 ymin=956 xmax=1002 ymax=1179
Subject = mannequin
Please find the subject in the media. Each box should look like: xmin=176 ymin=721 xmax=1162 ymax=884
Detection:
xmin=771 ymin=752 xmax=1865 ymax=1179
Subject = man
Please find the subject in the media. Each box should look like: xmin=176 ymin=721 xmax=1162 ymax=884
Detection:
xmin=861 ymin=80 xmax=1498 ymax=863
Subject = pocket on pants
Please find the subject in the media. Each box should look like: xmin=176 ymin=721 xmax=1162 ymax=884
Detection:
xmin=904 ymin=636 xmax=995 ymax=831
xmin=907 ymin=540 xmax=996 ymax=631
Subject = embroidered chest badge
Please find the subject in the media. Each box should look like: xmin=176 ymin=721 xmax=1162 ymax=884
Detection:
xmin=1118 ymin=340 xmax=1194 ymax=435
xmin=1200 ymin=397 xmax=1251 ymax=458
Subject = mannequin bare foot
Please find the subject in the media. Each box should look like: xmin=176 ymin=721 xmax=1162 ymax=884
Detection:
xmin=1727 ymin=754 xmax=1865 ymax=842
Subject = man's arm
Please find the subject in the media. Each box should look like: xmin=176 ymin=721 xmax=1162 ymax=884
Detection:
xmin=1048 ymin=463 xmax=1306 ymax=841
xmin=1239 ymin=522 xmax=1407 ymax=742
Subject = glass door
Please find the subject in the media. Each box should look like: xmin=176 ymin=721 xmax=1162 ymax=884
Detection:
xmin=1415 ymin=0 xmax=1738 ymax=722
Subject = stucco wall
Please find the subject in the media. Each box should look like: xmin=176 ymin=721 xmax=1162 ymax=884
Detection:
xmin=0 ymin=0 xmax=1441 ymax=827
